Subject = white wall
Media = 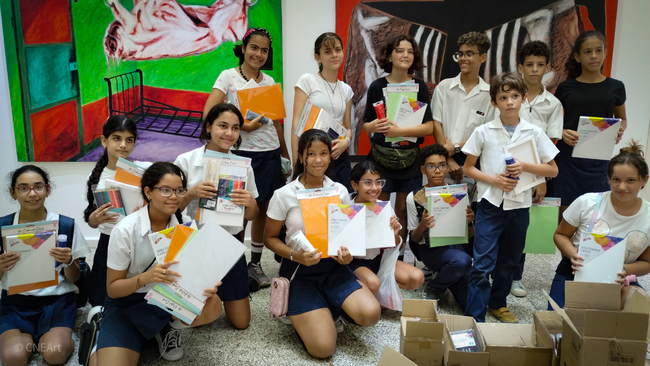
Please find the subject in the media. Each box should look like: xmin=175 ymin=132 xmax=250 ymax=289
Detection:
xmin=1 ymin=0 xmax=649 ymax=240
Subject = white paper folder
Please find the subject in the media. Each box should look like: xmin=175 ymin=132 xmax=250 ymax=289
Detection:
xmin=327 ymin=204 xmax=366 ymax=257
xmin=364 ymin=201 xmax=396 ymax=250
xmin=428 ymin=193 xmax=468 ymax=238
xmin=572 ymin=116 xmax=621 ymax=160
xmin=575 ymin=235 xmax=626 ymax=284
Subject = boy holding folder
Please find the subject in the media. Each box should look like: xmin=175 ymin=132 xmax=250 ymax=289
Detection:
xmin=406 ymin=144 xmax=474 ymax=311
xmin=461 ymin=72 xmax=559 ymax=323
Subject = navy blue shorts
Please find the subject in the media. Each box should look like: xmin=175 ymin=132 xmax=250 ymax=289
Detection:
xmin=96 ymin=293 xmax=171 ymax=353
xmin=279 ymin=259 xmax=362 ymax=319
xmin=383 ymin=175 xmax=422 ymax=194
xmin=0 ymin=290 xmax=77 ymax=341
xmin=348 ymin=255 xmax=381 ymax=274
xmin=235 ymin=148 xmax=285 ymax=202
xmin=216 ymin=254 xmax=249 ymax=302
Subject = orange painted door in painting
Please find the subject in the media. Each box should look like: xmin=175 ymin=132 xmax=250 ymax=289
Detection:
xmin=11 ymin=0 xmax=83 ymax=161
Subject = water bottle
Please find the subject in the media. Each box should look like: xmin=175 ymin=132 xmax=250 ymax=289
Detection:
xmin=504 ymin=152 xmax=519 ymax=180
xmin=56 ymin=234 xmax=67 ymax=268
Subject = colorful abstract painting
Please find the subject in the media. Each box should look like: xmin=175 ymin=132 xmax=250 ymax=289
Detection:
xmin=336 ymin=0 xmax=619 ymax=157
xmin=2 ymin=0 xmax=283 ymax=162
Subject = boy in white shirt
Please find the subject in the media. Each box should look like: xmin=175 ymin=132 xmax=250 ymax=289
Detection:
xmin=432 ymin=31 xmax=495 ymax=181
xmin=461 ymin=72 xmax=559 ymax=323
xmin=499 ymin=41 xmax=563 ymax=298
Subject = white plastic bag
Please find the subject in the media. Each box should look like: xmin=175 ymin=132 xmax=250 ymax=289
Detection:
xmin=375 ymin=246 xmax=402 ymax=311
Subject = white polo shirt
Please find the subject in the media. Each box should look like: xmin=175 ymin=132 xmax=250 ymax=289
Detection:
xmin=174 ymin=145 xmax=258 ymax=235
xmin=267 ymin=176 xmax=349 ymax=250
xmin=431 ymin=73 xmax=495 ymax=144
xmin=462 ymin=118 xmax=559 ymax=210
xmin=494 ymin=85 xmax=563 ymax=139
xmin=107 ymin=205 xmax=190 ymax=294
xmin=2 ymin=211 xmax=91 ymax=296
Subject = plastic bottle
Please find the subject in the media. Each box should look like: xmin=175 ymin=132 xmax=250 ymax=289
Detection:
xmin=56 ymin=234 xmax=67 ymax=268
xmin=504 ymin=152 xmax=519 ymax=180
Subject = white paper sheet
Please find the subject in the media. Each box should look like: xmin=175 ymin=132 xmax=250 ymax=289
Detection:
xmin=327 ymin=204 xmax=367 ymax=257
xmin=573 ymin=117 xmax=621 ymax=160
xmin=428 ymin=193 xmax=468 ymax=238
xmin=4 ymin=232 xmax=56 ymax=288
xmin=364 ymin=201 xmax=396 ymax=250
xmin=575 ymin=236 xmax=626 ymax=283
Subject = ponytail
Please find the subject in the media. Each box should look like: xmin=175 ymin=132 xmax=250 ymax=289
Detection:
xmin=84 ymin=150 xmax=109 ymax=222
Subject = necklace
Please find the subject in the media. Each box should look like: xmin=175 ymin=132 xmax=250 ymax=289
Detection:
xmin=239 ymin=65 xmax=260 ymax=82
xmin=528 ymin=93 xmax=541 ymax=113
xmin=319 ymin=73 xmax=345 ymax=121
xmin=319 ymin=72 xmax=338 ymax=94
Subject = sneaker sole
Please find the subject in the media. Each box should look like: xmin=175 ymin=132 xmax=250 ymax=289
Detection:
xmin=510 ymin=290 xmax=527 ymax=297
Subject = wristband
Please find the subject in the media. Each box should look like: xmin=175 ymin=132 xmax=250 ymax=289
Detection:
xmin=289 ymin=249 xmax=295 ymax=262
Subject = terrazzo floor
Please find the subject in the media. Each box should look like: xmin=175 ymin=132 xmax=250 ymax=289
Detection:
xmin=20 ymin=248 xmax=650 ymax=366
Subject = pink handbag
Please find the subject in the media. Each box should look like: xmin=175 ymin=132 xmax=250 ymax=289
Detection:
xmin=270 ymin=265 xmax=299 ymax=319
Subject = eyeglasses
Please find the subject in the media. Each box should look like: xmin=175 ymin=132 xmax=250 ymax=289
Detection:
xmin=453 ymin=51 xmax=479 ymax=61
xmin=359 ymin=179 xmax=387 ymax=188
xmin=153 ymin=186 xmax=188 ymax=198
xmin=14 ymin=184 xmax=47 ymax=195
xmin=423 ymin=164 xmax=449 ymax=172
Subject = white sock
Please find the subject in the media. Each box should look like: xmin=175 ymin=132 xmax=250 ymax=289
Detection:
xmin=170 ymin=318 xmax=192 ymax=329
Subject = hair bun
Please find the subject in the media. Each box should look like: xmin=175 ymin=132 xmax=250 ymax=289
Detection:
xmin=620 ymin=139 xmax=645 ymax=158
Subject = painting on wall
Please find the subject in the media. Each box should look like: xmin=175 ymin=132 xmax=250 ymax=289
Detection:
xmin=1 ymin=0 xmax=283 ymax=162
xmin=336 ymin=0 xmax=619 ymax=157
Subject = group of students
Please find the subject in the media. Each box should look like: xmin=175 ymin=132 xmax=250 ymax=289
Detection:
xmin=0 ymin=26 xmax=649 ymax=366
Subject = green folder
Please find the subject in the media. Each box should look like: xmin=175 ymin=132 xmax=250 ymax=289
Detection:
xmin=523 ymin=197 xmax=560 ymax=254
xmin=385 ymin=83 xmax=418 ymax=143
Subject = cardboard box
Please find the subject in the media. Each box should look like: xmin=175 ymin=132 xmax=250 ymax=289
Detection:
xmin=377 ymin=345 xmax=418 ymax=366
xmin=548 ymin=282 xmax=649 ymax=366
xmin=534 ymin=311 xmax=563 ymax=366
xmin=400 ymin=299 xmax=445 ymax=366
xmin=477 ymin=323 xmax=553 ymax=366
xmin=439 ymin=314 xmax=489 ymax=366
xmin=623 ymin=290 xmax=650 ymax=365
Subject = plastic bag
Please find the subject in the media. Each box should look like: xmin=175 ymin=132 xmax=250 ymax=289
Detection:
xmin=376 ymin=246 xmax=402 ymax=311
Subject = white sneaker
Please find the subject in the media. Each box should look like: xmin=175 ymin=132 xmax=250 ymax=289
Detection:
xmin=87 ymin=305 xmax=103 ymax=323
xmin=511 ymin=280 xmax=527 ymax=297
xmin=155 ymin=323 xmax=184 ymax=361
xmin=335 ymin=316 xmax=345 ymax=334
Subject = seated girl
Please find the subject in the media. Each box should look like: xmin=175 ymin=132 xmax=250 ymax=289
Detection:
xmin=348 ymin=161 xmax=424 ymax=294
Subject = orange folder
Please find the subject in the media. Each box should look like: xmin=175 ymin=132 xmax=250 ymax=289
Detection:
xmin=164 ymin=225 xmax=196 ymax=262
xmin=300 ymin=195 xmax=341 ymax=258
xmin=237 ymin=83 xmax=286 ymax=121
xmin=114 ymin=169 xmax=141 ymax=187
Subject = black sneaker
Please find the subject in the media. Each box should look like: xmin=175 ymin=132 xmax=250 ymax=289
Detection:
xmin=248 ymin=272 xmax=261 ymax=292
xmin=155 ymin=323 xmax=183 ymax=361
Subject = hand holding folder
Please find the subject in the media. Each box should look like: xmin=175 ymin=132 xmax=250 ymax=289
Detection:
xmin=575 ymin=234 xmax=626 ymax=284
xmin=298 ymin=187 xmax=342 ymax=258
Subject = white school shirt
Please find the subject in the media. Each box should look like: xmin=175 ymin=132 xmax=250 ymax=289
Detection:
xmin=461 ymin=118 xmax=559 ymax=210
xmin=174 ymin=145 xmax=258 ymax=235
xmin=564 ymin=192 xmax=650 ymax=263
xmin=107 ymin=205 xmax=190 ymax=294
xmin=2 ymin=211 xmax=91 ymax=296
xmin=431 ymin=73 xmax=495 ymax=144
xmin=212 ymin=68 xmax=279 ymax=151
xmin=86 ymin=161 xmax=152 ymax=236
xmin=494 ymin=85 xmax=563 ymax=139
xmin=267 ymin=176 xmax=349 ymax=250
xmin=406 ymin=191 xmax=427 ymax=245
xmin=295 ymin=73 xmax=354 ymax=124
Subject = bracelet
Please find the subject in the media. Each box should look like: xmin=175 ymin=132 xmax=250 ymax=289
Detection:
xmin=289 ymin=249 xmax=295 ymax=261
xmin=136 ymin=274 xmax=142 ymax=289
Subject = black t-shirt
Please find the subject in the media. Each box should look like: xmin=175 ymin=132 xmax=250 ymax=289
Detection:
xmin=554 ymin=77 xmax=626 ymax=131
xmin=362 ymin=77 xmax=433 ymax=149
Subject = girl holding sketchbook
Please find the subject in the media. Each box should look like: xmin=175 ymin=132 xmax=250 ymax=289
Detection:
xmin=362 ymin=34 xmax=435 ymax=244
xmin=92 ymin=162 xmax=221 ymax=365
xmin=175 ymin=104 xmax=259 ymax=331
xmin=551 ymin=30 xmax=627 ymax=211
xmin=265 ymin=129 xmax=380 ymax=359
xmin=83 ymin=116 xmax=150 ymax=313
xmin=0 ymin=166 xmax=90 ymax=366
xmin=549 ymin=142 xmax=650 ymax=309
xmin=203 ymin=28 xmax=290 ymax=288
xmin=291 ymin=32 xmax=354 ymax=192
xmin=348 ymin=161 xmax=424 ymax=294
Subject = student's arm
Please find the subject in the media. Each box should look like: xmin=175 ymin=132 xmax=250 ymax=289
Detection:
xmin=615 ymin=103 xmax=627 ymax=144
xmin=203 ymin=89 xmax=226 ymax=120
xmin=106 ymin=262 xmax=180 ymax=299
xmin=554 ymin=219 xmax=582 ymax=273
xmin=291 ymin=87 xmax=309 ymax=164
xmin=410 ymin=210 xmax=434 ymax=243
xmin=331 ymin=100 xmax=353 ymax=160
xmin=384 ymin=120 xmax=434 ymax=139
xmin=619 ymin=246 xmax=650 ymax=282
xmin=507 ymin=159 xmax=558 ymax=179
xmin=463 ymin=154 xmax=517 ymax=192
xmin=264 ymin=217 xmax=320 ymax=266
xmin=362 ymin=80 xmax=390 ymax=134
xmin=273 ymin=118 xmax=291 ymax=160
xmin=230 ymin=189 xmax=258 ymax=220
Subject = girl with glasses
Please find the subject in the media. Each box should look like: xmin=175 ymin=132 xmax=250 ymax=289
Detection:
xmin=348 ymin=161 xmax=425 ymax=295
xmin=174 ymin=103 xmax=258 ymax=331
xmin=92 ymin=162 xmax=221 ymax=365
xmin=0 ymin=165 xmax=90 ymax=366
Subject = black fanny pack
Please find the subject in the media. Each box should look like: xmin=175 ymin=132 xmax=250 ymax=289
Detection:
xmin=371 ymin=144 xmax=419 ymax=170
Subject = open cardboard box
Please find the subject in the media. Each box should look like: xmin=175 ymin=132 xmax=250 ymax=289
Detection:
xmin=622 ymin=290 xmax=650 ymax=366
xmin=477 ymin=323 xmax=553 ymax=366
xmin=533 ymin=311 xmax=563 ymax=366
xmin=547 ymin=281 xmax=649 ymax=366
xmin=439 ymin=314 xmax=489 ymax=366
xmin=377 ymin=345 xmax=418 ymax=366
xmin=400 ymin=299 xmax=445 ymax=366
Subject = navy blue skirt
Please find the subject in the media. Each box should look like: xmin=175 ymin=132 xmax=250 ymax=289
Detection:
xmin=0 ymin=290 xmax=77 ymax=341
xmin=348 ymin=255 xmax=382 ymax=274
xmin=279 ymin=258 xmax=362 ymax=319
xmin=551 ymin=140 xmax=610 ymax=206
xmin=330 ymin=150 xmax=353 ymax=193
xmin=235 ymin=148 xmax=285 ymax=202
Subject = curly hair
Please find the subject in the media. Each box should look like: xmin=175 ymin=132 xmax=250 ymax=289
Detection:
xmin=376 ymin=34 xmax=424 ymax=75
xmin=518 ymin=40 xmax=551 ymax=65
xmin=420 ymin=143 xmax=449 ymax=162
xmin=457 ymin=31 xmax=491 ymax=54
